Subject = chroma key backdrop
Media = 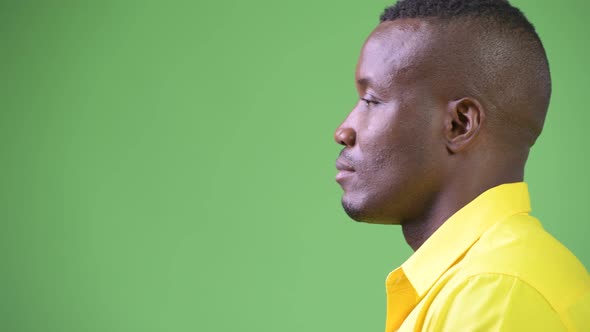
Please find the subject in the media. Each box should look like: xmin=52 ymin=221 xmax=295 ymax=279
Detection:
xmin=1 ymin=1 xmax=589 ymax=331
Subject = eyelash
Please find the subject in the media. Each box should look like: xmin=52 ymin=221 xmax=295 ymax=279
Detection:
xmin=361 ymin=98 xmax=379 ymax=106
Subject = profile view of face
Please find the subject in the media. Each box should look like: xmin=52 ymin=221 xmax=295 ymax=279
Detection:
xmin=334 ymin=20 xmax=447 ymax=225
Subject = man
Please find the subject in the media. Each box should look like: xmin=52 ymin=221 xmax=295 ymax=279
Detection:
xmin=334 ymin=0 xmax=590 ymax=331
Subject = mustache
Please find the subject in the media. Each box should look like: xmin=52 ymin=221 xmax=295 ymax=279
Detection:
xmin=338 ymin=149 xmax=357 ymax=168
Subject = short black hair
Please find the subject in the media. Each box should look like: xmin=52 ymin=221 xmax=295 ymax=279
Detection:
xmin=379 ymin=0 xmax=551 ymax=148
xmin=380 ymin=0 xmax=539 ymax=39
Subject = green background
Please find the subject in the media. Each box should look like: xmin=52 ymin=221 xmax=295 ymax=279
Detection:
xmin=1 ymin=1 xmax=588 ymax=331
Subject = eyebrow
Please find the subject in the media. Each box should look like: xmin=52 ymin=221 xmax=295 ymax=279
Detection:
xmin=356 ymin=78 xmax=371 ymax=87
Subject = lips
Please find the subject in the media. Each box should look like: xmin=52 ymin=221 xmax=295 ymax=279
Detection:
xmin=336 ymin=158 xmax=355 ymax=172
xmin=335 ymin=157 xmax=356 ymax=184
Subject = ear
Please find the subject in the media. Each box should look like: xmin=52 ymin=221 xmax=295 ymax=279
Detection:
xmin=444 ymin=98 xmax=485 ymax=154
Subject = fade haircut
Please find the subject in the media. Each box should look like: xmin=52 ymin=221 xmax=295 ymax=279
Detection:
xmin=379 ymin=0 xmax=552 ymax=147
xmin=381 ymin=0 xmax=536 ymax=32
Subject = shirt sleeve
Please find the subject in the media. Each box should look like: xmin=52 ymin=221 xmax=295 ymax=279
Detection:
xmin=424 ymin=273 xmax=567 ymax=332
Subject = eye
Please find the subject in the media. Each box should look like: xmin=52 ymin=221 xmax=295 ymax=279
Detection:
xmin=361 ymin=97 xmax=380 ymax=107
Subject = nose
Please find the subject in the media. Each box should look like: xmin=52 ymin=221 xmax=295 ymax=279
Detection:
xmin=334 ymin=126 xmax=356 ymax=147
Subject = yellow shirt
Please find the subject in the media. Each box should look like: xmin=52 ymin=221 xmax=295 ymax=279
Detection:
xmin=386 ymin=182 xmax=590 ymax=332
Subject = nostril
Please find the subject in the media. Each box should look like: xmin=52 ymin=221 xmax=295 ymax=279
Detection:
xmin=335 ymin=127 xmax=356 ymax=147
xmin=335 ymin=129 xmax=345 ymax=145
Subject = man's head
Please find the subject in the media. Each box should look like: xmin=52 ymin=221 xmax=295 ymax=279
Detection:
xmin=334 ymin=0 xmax=551 ymax=225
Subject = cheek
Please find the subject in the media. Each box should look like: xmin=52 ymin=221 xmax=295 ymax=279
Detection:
xmin=358 ymin=111 xmax=399 ymax=148
xmin=362 ymin=113 xmax=416 ymax=155
xmin=356 ymin=130 xmax=405 ymax=185
xmin=358 ymin=112 xmax=438 ymax=181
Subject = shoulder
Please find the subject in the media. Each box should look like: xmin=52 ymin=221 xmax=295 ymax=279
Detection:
xmin=462 ymin=213 xmax=590 ymax=296
xmin=424 ymin=273 xmax=570 ymax=331
xmin=442 ymin=213 xmax=590 ymax=330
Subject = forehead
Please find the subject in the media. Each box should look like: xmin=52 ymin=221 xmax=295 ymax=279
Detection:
xmin=356 ymin=19 xmax=436 ymax=91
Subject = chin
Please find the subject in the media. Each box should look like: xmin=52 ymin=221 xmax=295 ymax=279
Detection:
xmin=341 ymin=199 xmax=401 ymax=225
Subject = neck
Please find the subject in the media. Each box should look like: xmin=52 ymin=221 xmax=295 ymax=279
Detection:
xmin=401 ymin=168 xmax=525 ymax=251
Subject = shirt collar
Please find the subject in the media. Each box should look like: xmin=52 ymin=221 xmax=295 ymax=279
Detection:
xmin=391 ymin=182 xmax=532 ymax=298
